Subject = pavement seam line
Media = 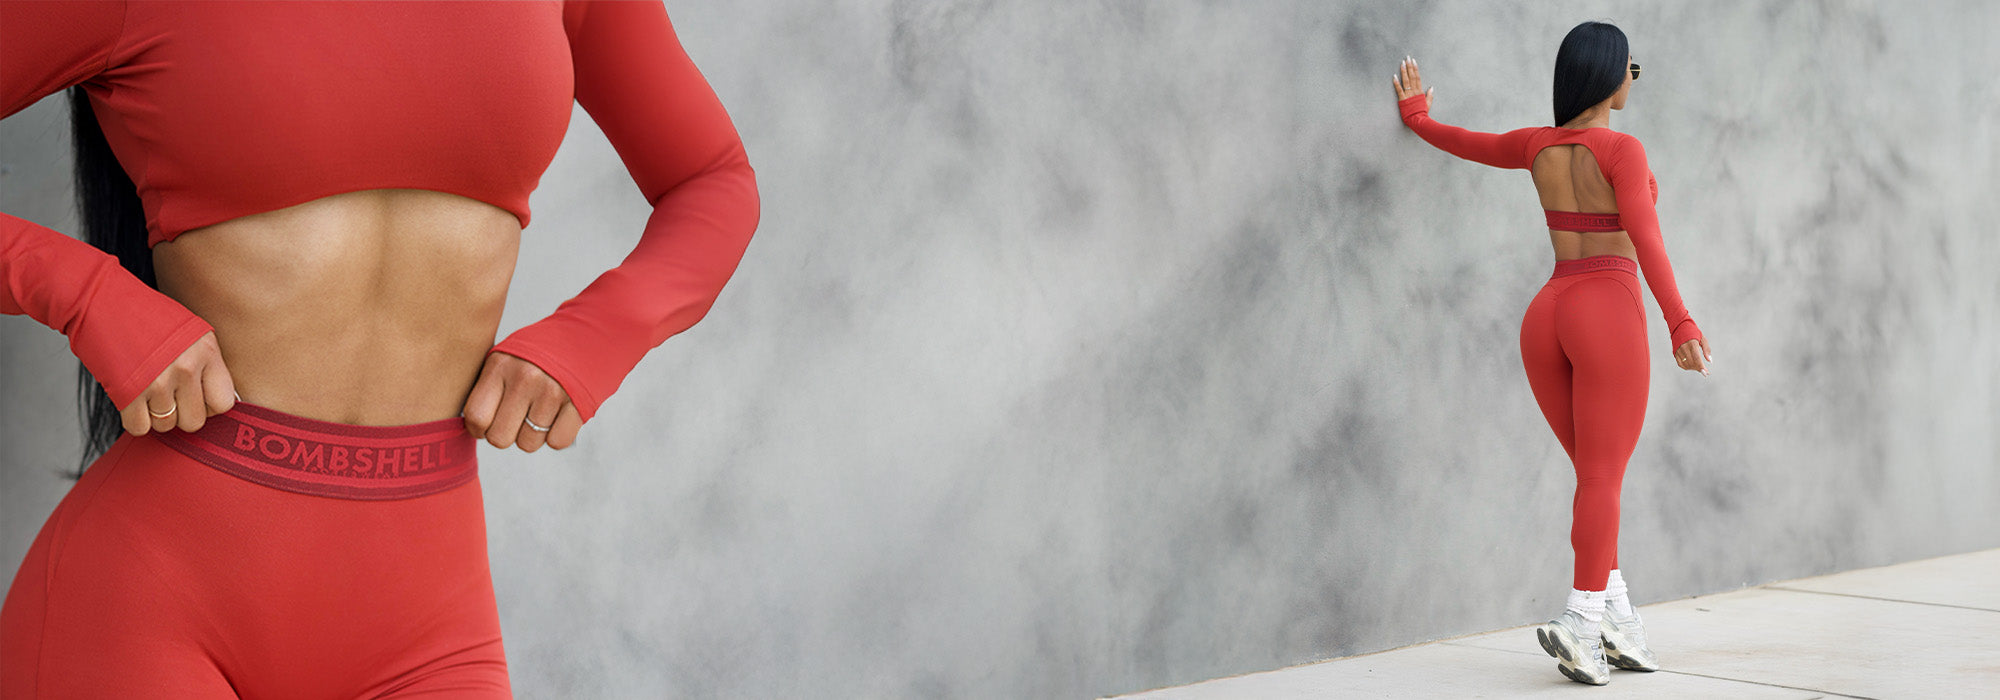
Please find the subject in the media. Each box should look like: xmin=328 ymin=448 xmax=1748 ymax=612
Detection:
xmin=1439 ymin=642 xmax=1878 ymax=699
xmin=1762 ymin=585 xmax=2000 ymax=613
xmin=1643 ymin=668 xmax=1879 ymax=700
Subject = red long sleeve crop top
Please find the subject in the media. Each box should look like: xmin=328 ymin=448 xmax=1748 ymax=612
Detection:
xmin=1397 ymin=93 xmax=1701 ymax=352
xmin=2 ymin=0 xmax=759 ymax=422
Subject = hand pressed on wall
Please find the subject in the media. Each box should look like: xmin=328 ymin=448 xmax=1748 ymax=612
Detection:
xmin=1393 ymin=55 xmax=1434 ymax=109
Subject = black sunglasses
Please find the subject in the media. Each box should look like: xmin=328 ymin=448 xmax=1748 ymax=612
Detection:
xmin=1630 ymin=62 xmax=1641 ymax=80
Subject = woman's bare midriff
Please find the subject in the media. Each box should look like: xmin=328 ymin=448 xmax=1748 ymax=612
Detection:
xmin=1531 ymin=142 xmax=1641 ymax=263
xmin=151 ymin=188 xmax=520 ymax=426
xmin=1547 ymin=229 xmax=1638 ymax=262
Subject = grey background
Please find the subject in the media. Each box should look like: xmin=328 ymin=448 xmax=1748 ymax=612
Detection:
xmin=5 ymin=1 xmax=1997 ymax=697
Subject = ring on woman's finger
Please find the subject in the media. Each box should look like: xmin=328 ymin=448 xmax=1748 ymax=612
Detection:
xmin=523 ymin=416 xmax=552 ymax=433
xmin=147 ymin=404 xmax=178 ymax=419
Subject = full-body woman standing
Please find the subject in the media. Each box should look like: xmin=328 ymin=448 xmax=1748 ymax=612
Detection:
xmin=1 ymin=1 xmax=758 ymax=696
xmin=1393 ymin=22 xmax=1712 ymax=686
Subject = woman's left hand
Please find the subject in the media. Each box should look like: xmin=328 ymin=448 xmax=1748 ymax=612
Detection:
xmin=463 ymin=350 xmax=583 ymax=451
xmin=1394 ymin=55 xmax=1433 ymax=106
xmin=1674 ymin=337 xmax=1713 ymax=377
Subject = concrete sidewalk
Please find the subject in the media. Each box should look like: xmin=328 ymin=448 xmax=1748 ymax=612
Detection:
xmin=1112 ymin=548 xmax=2000 ymax=699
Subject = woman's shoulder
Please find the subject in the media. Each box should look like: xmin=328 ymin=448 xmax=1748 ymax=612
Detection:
xmin=1596 ymin=128 xmax=1644 ymax=150
xmin=1563 ymin=128 xmax=1646 ymax=161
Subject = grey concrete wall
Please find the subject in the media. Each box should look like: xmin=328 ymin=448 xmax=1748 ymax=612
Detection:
xmin=5 ymin=1 xmax=1997 ymax=697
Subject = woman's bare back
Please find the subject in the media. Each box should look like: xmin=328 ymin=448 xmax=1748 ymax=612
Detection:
xmin=1531 ymin=143 xmax=1640 ymax=262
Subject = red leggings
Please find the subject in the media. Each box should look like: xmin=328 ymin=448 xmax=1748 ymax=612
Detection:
xmin=1519 ymin=255 xmax=1649 ymax=592
xmin=2 ymin=402 xmax=509 ymax=698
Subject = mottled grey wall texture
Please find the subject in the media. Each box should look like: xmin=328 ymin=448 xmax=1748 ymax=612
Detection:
xmin=5 ymin=1 xmax=1997 ymax=698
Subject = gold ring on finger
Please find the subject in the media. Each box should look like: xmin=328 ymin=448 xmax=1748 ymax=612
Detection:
xmin=147 ymin=404 xmax=178 ymax=419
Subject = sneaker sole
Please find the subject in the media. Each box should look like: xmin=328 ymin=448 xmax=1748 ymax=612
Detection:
xmin=1535 ymin=625 xmax=1572 ymax=663
xmin=1557 ymin=661 xmax=1600 ymax=685
xmin=1536 ymin=623 xmax=1608 ymax=685
xmin=1603 ymin=641 xmax=1659 ymax=672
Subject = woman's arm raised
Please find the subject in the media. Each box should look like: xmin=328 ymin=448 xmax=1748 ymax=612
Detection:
xmin=1394 ymin=56 xmax=1536 ymax=170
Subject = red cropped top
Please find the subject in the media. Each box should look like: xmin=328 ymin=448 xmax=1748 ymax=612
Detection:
xmin=2 ymin=0 xmax=759 ymax=421
xmin=1543 ymin=210 xmax=1623 ymax=233
xmin=1396 ymin=93 xmax=1701 ymax=352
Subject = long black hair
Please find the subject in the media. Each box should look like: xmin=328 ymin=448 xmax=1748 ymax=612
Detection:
xmin=1552 ymin=21 xmax=1629 ymax=127
xmin=65 ymin=85 xmax=154 ymax=477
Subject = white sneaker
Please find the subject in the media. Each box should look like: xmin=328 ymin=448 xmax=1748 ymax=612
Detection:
xmin=1536 ymin=610 xmax=1610 ymax=685
xmin=1600 ymin=606 xmax=1659 ymax=671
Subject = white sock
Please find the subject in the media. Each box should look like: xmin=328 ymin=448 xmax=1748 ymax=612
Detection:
xmin=1606 ymin=569 xmax=1634 ymax=618
xmin=1566 ymin=588 xmax=1606 ymax=629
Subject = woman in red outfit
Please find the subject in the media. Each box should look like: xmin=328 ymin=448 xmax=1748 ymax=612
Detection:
xmin=1393 ymin=22 xmax=1711 ymax=686
xmin=1 ymin=1 xmax=758 ymax=697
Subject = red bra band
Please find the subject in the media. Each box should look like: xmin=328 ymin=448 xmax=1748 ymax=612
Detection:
xmin=1545 ymin=210 xmax=1624 ymax=232
xmin=1551 ymin=254 xmax=1639 ymax=278
xmin=155 ymin=400 xmax=478 ymax=500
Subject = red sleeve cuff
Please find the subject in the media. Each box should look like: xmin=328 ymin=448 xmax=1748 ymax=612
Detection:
xmin=488 ymin=334 xmax=604 ymax=423
xmin=1669 ymin=318 xmax=1703 ymax=353
xmin=1397 ymin=93 xmax=1429 ymax=123
xmin=98 ymin=313 xmax=211 ymax=409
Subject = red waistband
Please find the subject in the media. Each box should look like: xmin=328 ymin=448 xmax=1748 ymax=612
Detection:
xmin=1551 ymin=254 xmax=1638 ymax=278
xmin=155 ymin=400 xmax=477 ymax=500
xmin=1545 ymin=210 xmax=1623 ymax=232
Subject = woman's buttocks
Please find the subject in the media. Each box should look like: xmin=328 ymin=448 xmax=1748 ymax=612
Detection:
xmin=151 ymin=188 xmax=521 ymax=426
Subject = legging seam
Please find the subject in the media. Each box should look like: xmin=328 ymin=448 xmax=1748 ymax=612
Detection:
xmin=1611 ymin=276 xmax=1645 ymax=319
xmin=1552 ymin=274 xmax=1645 ymax=320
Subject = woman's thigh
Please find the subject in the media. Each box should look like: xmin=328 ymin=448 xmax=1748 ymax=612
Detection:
xmin=1521 ymin=284 xmax=1577 ymax=460
xmin=1553 ymin=275 xmax=1650 ymax=470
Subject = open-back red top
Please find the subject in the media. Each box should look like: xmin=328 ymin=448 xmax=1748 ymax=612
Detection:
xmin=1 ymin=1 xmax=760 ymax=420
xmin=1397 ymin=93 xmax=1701 ymax=352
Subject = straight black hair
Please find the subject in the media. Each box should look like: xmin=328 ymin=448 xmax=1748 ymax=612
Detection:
xmin=65 ymin=85 xmax=154 ymax=477
xmin=1552 ymin=21 xmax=1629 ymax=128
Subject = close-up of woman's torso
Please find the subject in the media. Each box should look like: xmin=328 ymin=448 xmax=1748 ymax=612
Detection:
xmin=48 ymin=1 xmax=584 ymax=424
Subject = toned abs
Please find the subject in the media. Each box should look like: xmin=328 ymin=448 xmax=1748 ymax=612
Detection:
xmin=153 ymin=189 xmax=519 ymax=426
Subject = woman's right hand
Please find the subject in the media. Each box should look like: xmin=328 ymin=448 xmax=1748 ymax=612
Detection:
xmin=120 ymin=330 xmax=236 ymax=435
xmin=1675 ymin=337 xmax=1713 ymax=377
xmin=1394 ymin=55 xmax=1433 ymax=108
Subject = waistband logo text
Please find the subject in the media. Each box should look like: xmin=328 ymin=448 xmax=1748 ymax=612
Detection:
xmin=231 ymin=424 xmax=456 ymax=478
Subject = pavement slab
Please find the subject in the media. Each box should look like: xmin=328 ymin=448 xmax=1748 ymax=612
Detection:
xmin=1112 ymin=547 xmax=2000 ymax=699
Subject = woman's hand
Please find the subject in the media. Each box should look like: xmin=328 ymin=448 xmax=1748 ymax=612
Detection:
xmin=1675 ymin=337 xmax=1713 ymax=377
xmin=1394 ymin=55 xmax=1433 ymax=107
xmin=462 ymin=350 xmax=583 ymax=452
xmin=122 ymin=330 xmax=236 ymax=435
